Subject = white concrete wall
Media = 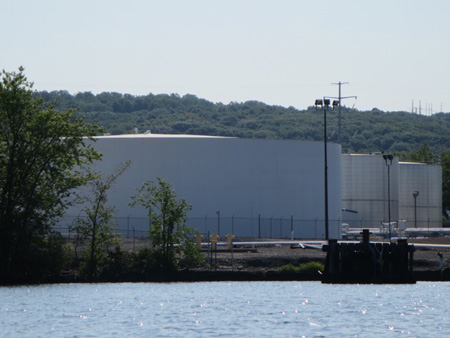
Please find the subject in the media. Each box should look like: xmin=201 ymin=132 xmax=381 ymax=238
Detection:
xmin=65 ymin=135 xmax=342 ymax=239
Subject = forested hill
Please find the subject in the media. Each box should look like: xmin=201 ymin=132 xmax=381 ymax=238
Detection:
xmin=37 ymin=91 xmax=450 ymax=157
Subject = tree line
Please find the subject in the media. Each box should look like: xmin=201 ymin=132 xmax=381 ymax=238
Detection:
xmin=37 ymin=90 xmax=450 ymax=157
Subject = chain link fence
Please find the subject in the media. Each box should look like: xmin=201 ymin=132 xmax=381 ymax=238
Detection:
xmin=54 ymin=214 xmax=443 ymax=240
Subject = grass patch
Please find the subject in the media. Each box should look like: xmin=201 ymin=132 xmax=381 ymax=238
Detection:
xmin=278 ymin=261 xmax=324 ymax=273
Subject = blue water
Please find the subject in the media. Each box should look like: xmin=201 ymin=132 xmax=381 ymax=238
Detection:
xmin=1 ymin=282 xmax=449 ymax=337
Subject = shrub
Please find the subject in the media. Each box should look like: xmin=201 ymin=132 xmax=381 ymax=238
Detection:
xmin=278 ymin=261 xmax=324 ymax=273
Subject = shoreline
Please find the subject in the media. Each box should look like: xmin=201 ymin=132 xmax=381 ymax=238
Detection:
xmin=3 ymin=237 xmax=450 ymax=285
xmin=3 ymin=268 xmax=450 ymax=286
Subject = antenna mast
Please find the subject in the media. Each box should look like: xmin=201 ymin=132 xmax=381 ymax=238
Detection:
xmin=327 ymin=82 xmax=357 ymax=144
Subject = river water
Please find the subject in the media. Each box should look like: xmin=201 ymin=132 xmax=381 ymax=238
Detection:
xmin=1 ymin=281 xmax=449 ymax=337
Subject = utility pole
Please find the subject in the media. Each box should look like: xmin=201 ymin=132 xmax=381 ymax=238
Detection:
xmin=327 ymin=82 xmax=357 ymax=144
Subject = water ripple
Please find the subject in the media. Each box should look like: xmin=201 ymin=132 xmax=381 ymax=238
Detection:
xmin=1 ymin=282 xmax=450 ymax=337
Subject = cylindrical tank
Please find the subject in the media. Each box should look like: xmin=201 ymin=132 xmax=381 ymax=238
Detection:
xmin=341 ymin=154 xmax=399 ymax=228
xmin=399 ymin=162 xmax=442 ymax=228
xmin=65 ymin=135 xmax=343 ymax=239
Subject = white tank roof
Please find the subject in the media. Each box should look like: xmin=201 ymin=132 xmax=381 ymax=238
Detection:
xmin=94 ymin=133 xmax=234 ymax=139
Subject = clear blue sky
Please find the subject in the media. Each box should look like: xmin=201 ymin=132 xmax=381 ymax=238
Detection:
xmin=3 ymin=0 xmax=449 ymax=112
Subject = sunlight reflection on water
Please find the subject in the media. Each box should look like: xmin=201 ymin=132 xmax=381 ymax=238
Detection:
xmin=1 ymin=282 xmax=449 ymax=337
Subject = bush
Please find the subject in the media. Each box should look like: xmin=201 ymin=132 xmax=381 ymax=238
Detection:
xmin=3 ymin=232 xmax=72 ymax=284
xmin=132 ymin=247 xmax=177 ymax=274
xmin=442 ymin=217 xmax=450 ymax=228
xmin=278 ymin=261 xmax=324 ymax=273
xmin=177 ymin=238 xmax=205 ymax=270
xmin=99 ymin=246 xmax=134 ymax=280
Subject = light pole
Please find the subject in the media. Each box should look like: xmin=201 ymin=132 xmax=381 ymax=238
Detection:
xmin=413 ymin=191 xmax=419 ymax=228
xmin=315 ymin=98 xmax=339 ymax=240
xmin=383 ymin=154 xmax=394 ymax=240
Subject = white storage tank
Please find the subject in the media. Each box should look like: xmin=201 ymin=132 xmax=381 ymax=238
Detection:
xmin=341 ymin=154 xmax=399 ymax=228
xmin=399 ymin=162 xmax=442 ymax=228
xmin=64 ymin=135 xmax=342 ymax=239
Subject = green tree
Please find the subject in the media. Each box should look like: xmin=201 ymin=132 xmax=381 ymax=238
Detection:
xmin=72 ymin=161 xmax=130 ymax=281
xmin=0 ymin=68 xmax=102 ymax=282
xmin=404 ymin=146 xmax=435 ymax=163
xmin=130 ymin=178 xmax=200 ymax=270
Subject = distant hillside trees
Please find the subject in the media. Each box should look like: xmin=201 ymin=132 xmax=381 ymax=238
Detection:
xmin=36 ymin=90 xmax=450 ymax=156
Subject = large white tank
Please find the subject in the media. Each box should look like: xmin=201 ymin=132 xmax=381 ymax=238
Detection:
xmin=399 ymin=162 xmax=442 ymax=228
xmin=64 ymin=135 xmax=342 ymax=239
xmin=341 ymin=154 xmax=399 ymax=228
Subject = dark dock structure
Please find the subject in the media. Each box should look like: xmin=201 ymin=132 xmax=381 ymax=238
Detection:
xmin=322 ymin=229 xmax=416 ymax=284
